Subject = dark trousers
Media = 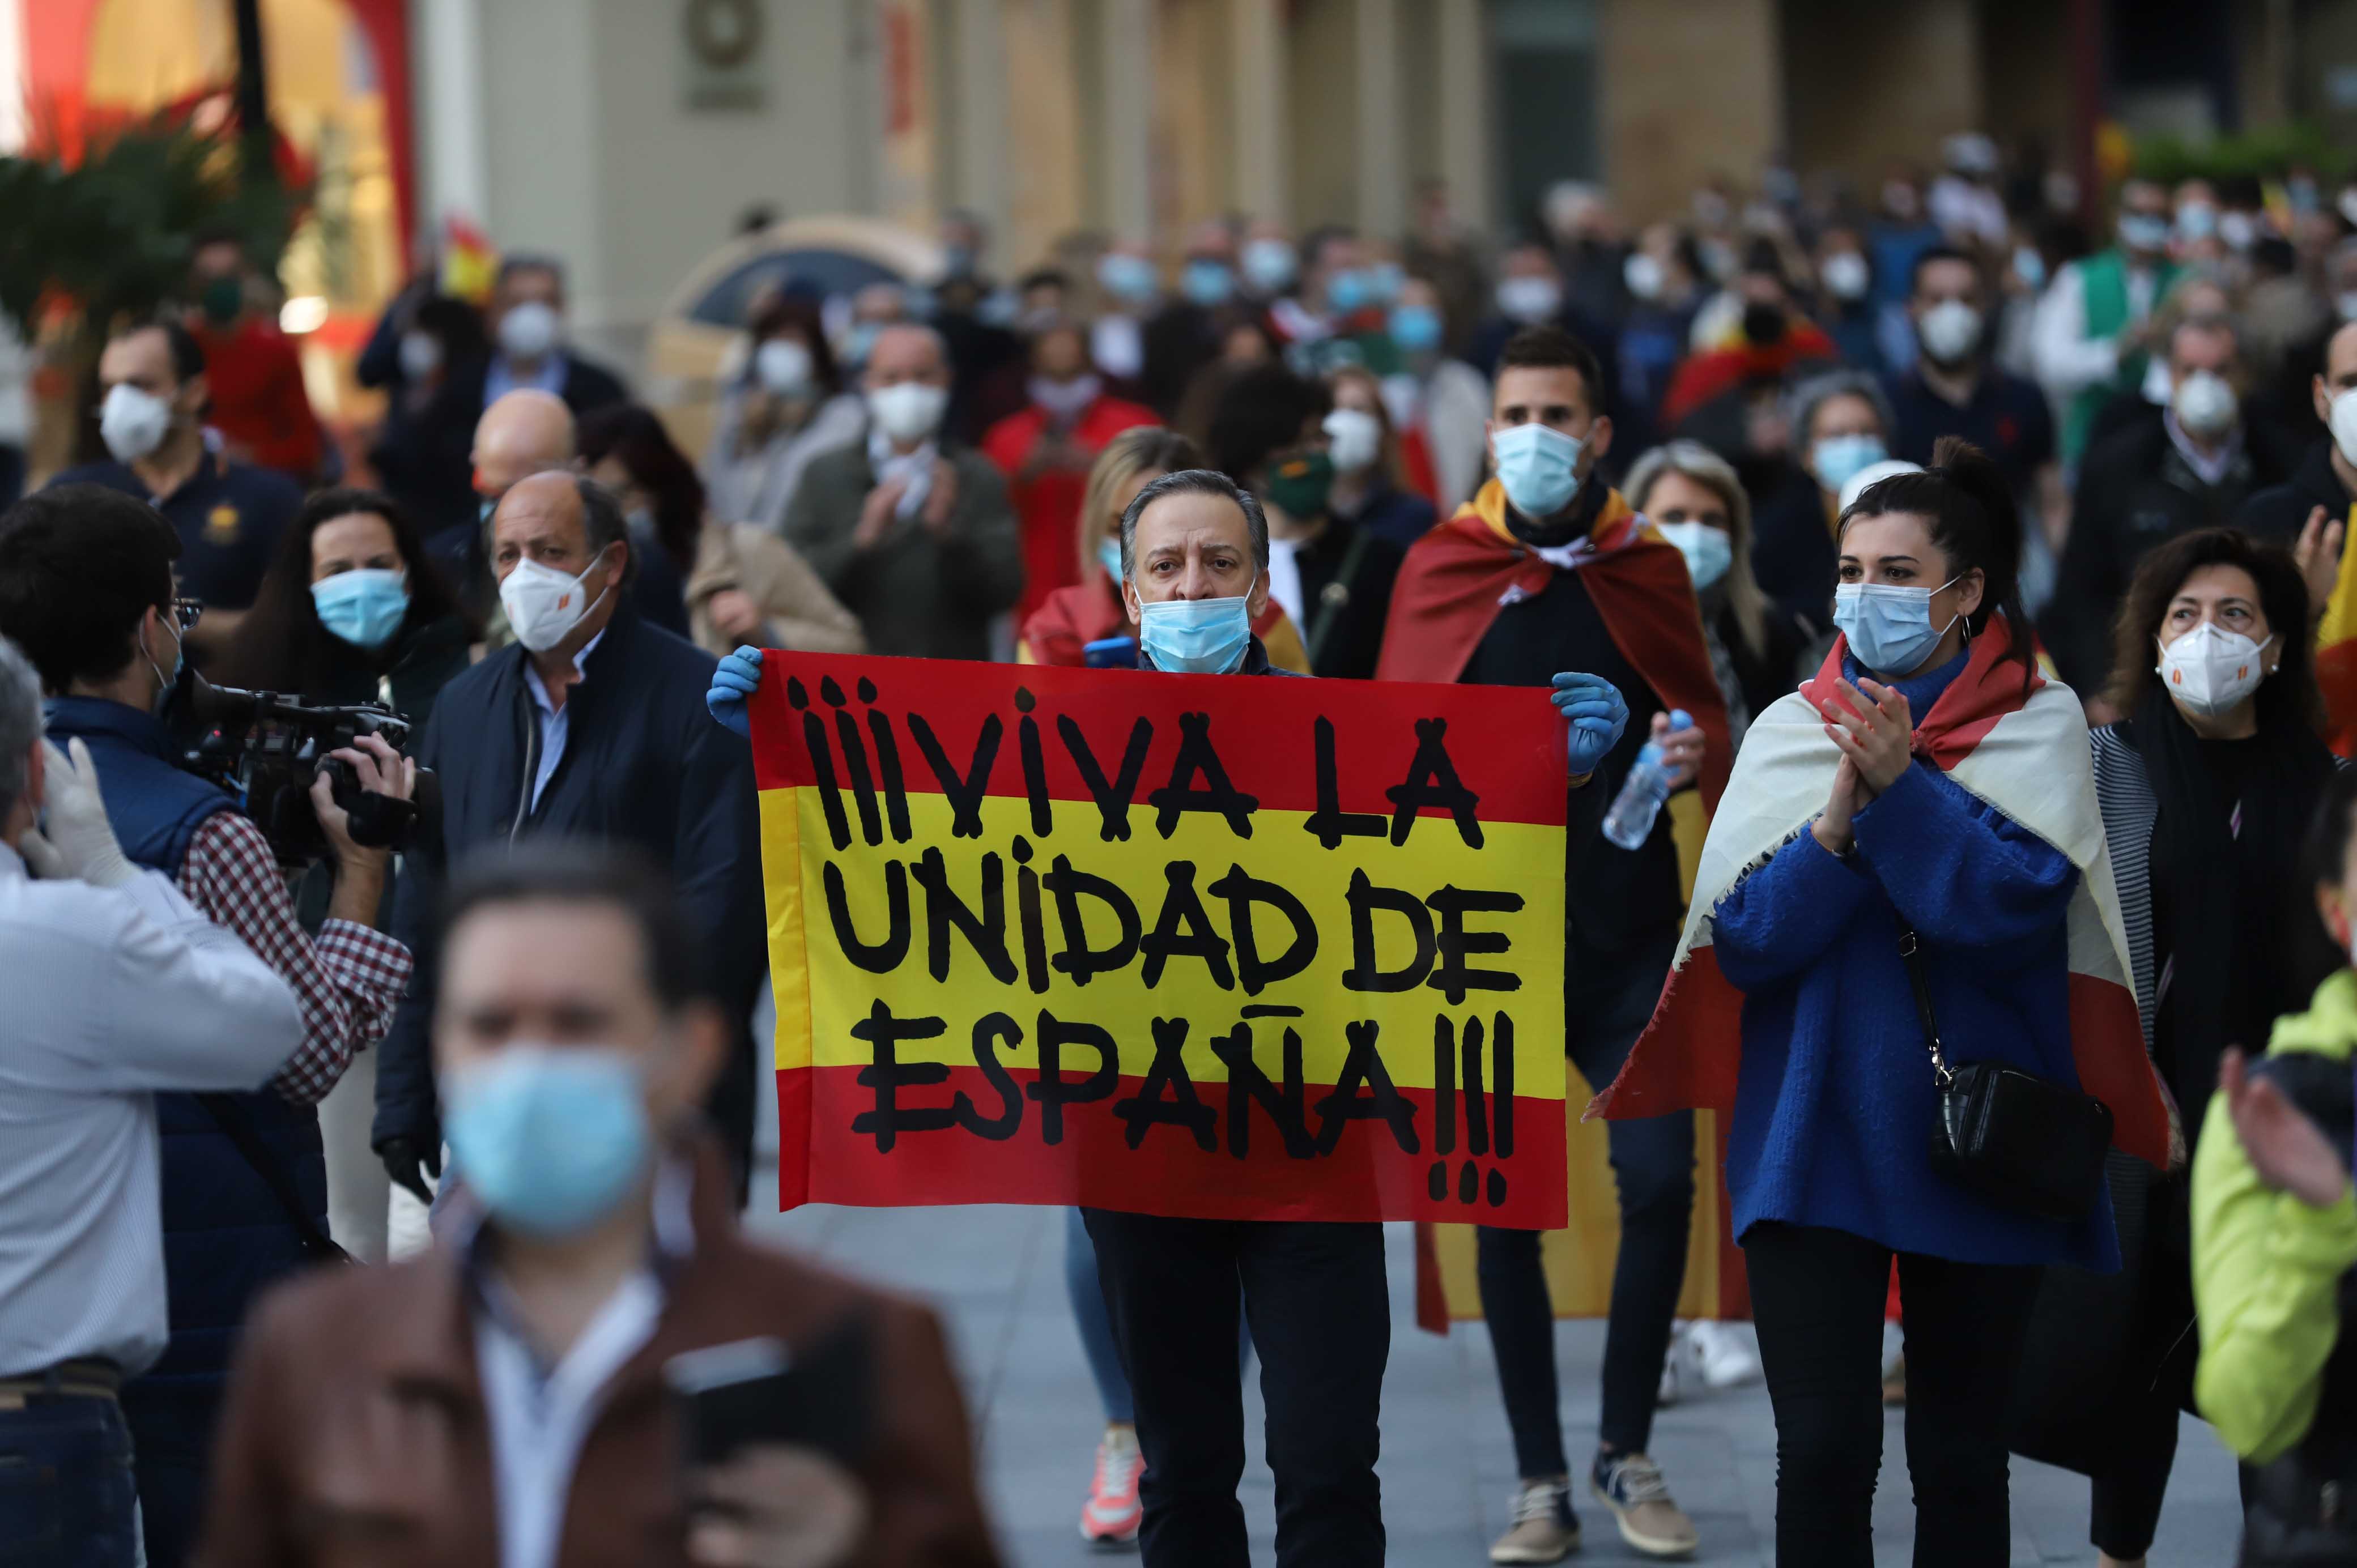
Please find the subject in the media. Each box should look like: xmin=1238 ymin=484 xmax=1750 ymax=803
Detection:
xmin=1479 ymin=932 xmax=1692 ymax=1476
xmin=2090 ymin=1181 xmax=2197 ymax=1560
xmin=122 ymin=1382 xmax=210 ymax=1568
xmin=0 ymin=1394 xmax=140 ymax=1567
xmin=1746 ymin=1222 xmax=2040 ymax=1567
xmin=1082 ymin=1211 xmax=1388 ymax=1568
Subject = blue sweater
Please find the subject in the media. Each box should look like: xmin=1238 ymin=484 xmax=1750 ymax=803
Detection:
xmin=1713 ymin=653 xmax=2119 ymax=1271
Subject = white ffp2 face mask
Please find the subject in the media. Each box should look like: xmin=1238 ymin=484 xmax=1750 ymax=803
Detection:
xmin=100 ymin=384 xmax=173 ymax=463
xmin=500 ymin=548 xmax=614 ymax=654
xmin=2156 ymin=622 xmax=2272 ymax=717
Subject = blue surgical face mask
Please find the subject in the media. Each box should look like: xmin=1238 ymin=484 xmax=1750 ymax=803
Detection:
xmin=1326 ymin=267 xmax=1372 ymax=314
xmin=1811 ymin=433 xmax=1888 ymax=493
xmin=311 ymin=568 xmax=411 ymax=650
xmin=1832 ymin=577 xmax=1961 ymax=678
xmin=1653 ymin=521 xmax=1733 ymax=593
xmin=1138 ymin=595 xmax=1252 ymax=674
xmin=1491 ymin=421 xmax=1584 ymax=519
xmin=1389 ymin=303 xmax=1443 ymax=353
xmin=1098 ymin=536 xmax=1125 ymax=586
xmin=442 ymin=1046 xmax=653 ymax=1239
xmin=1181 ymin=258 xmax=1235 ymax=308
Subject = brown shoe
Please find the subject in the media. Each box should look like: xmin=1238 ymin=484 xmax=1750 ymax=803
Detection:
xmin=1590 ymin=1452 xmax=1699 ymax=1559
xmin=1490 ymin=1477 xmax=1581 ymax=1563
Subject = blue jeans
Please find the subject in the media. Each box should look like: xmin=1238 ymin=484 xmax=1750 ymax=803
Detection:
xmin=1067 ymin=1206 xmax=1136 ymax=1424
xmin=0 ymin=1395 xmax=140 ymax=1567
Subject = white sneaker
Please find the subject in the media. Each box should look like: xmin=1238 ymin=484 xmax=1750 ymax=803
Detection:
xmin=1658 ymin=1321 xmax=1688 ymax=1407
xmin=1686 ymin=1320 xmax=1762 ymax=1389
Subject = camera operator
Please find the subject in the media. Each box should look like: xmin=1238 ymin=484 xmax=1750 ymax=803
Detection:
xmin=0 ymin=484 xmax=415 ymax=1568
xmin=0 ymin=634 xmax=305 ymax=1567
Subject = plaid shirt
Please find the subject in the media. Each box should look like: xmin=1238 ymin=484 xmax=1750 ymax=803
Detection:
xmin=176 ymin=813 xmax=412 ymax=1107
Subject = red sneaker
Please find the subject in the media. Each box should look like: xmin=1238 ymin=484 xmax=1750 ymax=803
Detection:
xmin=1079 ymin=1428 xmax=1144 ymax=1548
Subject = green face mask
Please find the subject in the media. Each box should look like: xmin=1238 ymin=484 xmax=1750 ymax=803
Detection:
xmin=198 ymin=277 xmax=244 ymax=326
xmin=1262 ymin=450 xmax=1335 ymax=521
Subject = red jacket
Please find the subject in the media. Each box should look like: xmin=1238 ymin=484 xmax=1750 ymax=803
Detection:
xmin=190 ymin=316 xmax=325 ymax=481
xmin=981 ymin=394 xmax=1158 ymax=624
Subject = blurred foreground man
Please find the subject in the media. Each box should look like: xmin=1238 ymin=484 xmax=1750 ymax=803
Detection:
xmin=0 ymin=634 xmax=303 ymax=1568
xmin=374 ymin=474 xmax=763 ymax=1225
xmin=202 ymin=843 xmax=999 ymax=1568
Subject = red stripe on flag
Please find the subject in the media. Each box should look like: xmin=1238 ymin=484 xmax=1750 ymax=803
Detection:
xmin=773 ymin=1064 xmax=1568 ymax=1228
xmin=747 ymin=652 xmax=1569 ymax=826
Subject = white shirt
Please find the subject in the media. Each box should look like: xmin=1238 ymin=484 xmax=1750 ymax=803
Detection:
xmin=522 ymin=629 xmax=605 ymax=812
xmin=2031 ymin=258 xmax=2162 ymax=402
xmin=866 ymin=426 xmax=938 ymax=521
xmin=1266 ymin=536 xmax=1306 ymax=628
xmin=2164 ymin=408 xmax=2243 ymax=488
xmin=471 ymin=1159 xmax=695 ymax=1568
xmin=0 ymin=845 xmax=302 ymax=1377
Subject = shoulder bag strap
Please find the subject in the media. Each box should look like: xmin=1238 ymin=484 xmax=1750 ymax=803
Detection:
xmin=1305 ymin=530 xmax=1372 ymax=671
xmin=1895 ymin=919 xmax=1956 ymax=1089
xmin=194 ymin=1092 xmax=352 ymax=1264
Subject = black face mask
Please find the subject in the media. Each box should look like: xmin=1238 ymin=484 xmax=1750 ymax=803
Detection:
xmin=1742 ymin=301 xmax=1789 ymax=347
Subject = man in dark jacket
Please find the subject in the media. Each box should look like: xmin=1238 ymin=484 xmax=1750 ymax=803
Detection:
xmin=784 ymin=323 xmax=1023 ymax=660
xmin=2043 ymin=314 xmax=2304 ymax=701
xmin=446 ymin=254 xmax=629 ymax=420
xmin=372 ymin=473 xmax=763 ymax=1211
xmin=2239 ymin=319 xmax=2357 ymax=552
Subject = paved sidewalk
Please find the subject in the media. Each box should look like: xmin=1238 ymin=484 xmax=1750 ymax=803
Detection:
xmin=747 ymin=1197 xmax=2244 ymax=1567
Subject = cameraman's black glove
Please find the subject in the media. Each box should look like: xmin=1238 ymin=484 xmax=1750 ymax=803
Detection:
xmin=380 ymin=1136 xmax=441 ymax=1207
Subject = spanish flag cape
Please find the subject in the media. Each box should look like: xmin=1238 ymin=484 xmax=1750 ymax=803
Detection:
xmin=2313 ymin=500 xmax=2357 ymax=756
xmin=1376 ymin=480 xmax=1733 ymax=809
xmin=1386 ymin=480 xmax=1739 ymax=1330
xmin=1589 ymin=618 xmax=2175 ymax=1175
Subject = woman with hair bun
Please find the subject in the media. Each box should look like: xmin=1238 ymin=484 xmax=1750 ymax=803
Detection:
xmin=1594 ymin=437 xmax=2173 ymax=1564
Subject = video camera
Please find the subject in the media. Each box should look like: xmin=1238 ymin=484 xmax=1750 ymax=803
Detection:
xmin=171 ymin=678 xmax=440 ymax=868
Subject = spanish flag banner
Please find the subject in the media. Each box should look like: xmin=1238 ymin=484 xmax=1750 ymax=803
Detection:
xmin=749 ymin=652 xmax=1570 ymax=1227
xmin=2315 ymin=501 xmax=2357 ymax=756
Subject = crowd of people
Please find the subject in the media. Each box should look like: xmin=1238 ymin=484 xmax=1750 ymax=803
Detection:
xmin=3 ymin=130 xmax=2357 ymax=1568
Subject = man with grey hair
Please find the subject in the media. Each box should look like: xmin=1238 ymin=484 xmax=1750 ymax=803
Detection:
xmin=784 ymin=321 xmax=1022 ymax=659
xmin=0 ymin=632 xmax=304 ymax=1563
xmin=374 ymin=468 xmax=766 ymax=1221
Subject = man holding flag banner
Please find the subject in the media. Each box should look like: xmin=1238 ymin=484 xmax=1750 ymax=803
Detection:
xmin=707 ymin=465 xmax=1632 ymax=1567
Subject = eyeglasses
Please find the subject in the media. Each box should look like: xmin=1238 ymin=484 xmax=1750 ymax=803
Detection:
xmin=172 ymin=598 xmax=203 ymax=632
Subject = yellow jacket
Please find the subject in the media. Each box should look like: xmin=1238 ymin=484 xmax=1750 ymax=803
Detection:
xmin=2192 ymin=969 xmax=2357 ymax=1463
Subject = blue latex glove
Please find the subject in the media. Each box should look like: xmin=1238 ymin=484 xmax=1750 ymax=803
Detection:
xmin=707 ymin=645 xmax=764 ymax=739
xmin=1551 ymin=671 xmax=1630 ymax=778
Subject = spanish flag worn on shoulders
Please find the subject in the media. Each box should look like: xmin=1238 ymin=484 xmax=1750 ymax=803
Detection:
xmin=2314 ymin=501 xmax=2357 ymax=757
xmin=1589 ymin=616 xmax=2174 ymax=1174
xmin=1376 ymin=480 xmax=1733 ymax=812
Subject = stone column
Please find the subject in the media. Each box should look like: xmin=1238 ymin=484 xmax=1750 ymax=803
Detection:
xmin=1355 ymin=0 xmax=1406 ymax=238
xmin=1229 ymin=0 xmax=1289 ymax=223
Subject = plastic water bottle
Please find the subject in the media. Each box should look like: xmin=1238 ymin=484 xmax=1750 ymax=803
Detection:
xmin=1601 ymin=709 xmax=1693 ymax=851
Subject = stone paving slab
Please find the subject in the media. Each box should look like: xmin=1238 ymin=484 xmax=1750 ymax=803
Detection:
xmin=747 ymin=1196 xmax=2243 ymax=1566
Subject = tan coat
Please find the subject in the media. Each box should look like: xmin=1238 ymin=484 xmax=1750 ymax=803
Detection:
xmin=685 ymin=521 xmax=867 ymax=659
xmin=197 ymin=1145 xmax=999 ymax=1568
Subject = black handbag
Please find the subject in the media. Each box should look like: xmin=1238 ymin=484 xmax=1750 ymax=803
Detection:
xmin=1897 ymin=921 xmax=2114 ymax=1223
